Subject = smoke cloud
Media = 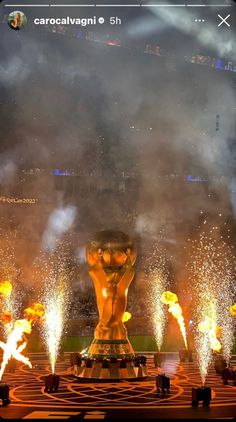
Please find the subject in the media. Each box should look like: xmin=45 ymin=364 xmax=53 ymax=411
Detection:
xmin=0 ymin=3 xmax=235 ymax=306
xmin=42 ymin=206 xmax=77 ymax=252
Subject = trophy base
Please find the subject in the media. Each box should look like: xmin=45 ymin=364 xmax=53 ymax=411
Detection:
xmin=73 ymin=339 xmax=148 ymax=380
xmin=87 ymin=339 xmax=135 ymax=359
xmin=74 ymin=357 xmax=148 ymax=380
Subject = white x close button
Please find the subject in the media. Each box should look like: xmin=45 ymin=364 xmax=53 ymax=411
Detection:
xmin=217 ymin=14 xmax=231 ymax=27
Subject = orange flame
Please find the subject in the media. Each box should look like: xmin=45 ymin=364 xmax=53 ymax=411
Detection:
xmin=24 ymin=303 xmax=45 ymax=322
xmin=161 ymin=291 xmax=178 ymax=305
xmin=161 ymin=291 xmax=188 ymax=349
xmin=216 ymin=325 xmax=222 ymax=339
xmin=0 ymin=310 xmax=13 ymax=325
xmin=0 ymin=303 xmax=45 ymax=380
xmin=198 ymin=317 xmax=222 ymax=352
xmin=0 ymin=319 xmax=32 ymax=380
xmin=230 ymin=304 xmax=236 ymax=316
xmin=0 ymin=281 xmax=12 ymax=297
xmin=122 ymin=312 xmax=132 ymax=322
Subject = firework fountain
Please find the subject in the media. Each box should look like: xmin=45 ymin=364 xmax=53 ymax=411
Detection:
xmin=150 ymin=275 xmax=168 ymax=352
xmin=43 ymin=283 xmax=68 ymax=374
xmin=198 ymin=299 xmax=222 ymax=353
xmin=0 ymin=281 xmax=13 ymax=328
xmin=187 ymin=227 xmax=235 ymax=384
xmin=146 ymin=244 xmax=169 ymax=352
xmin=40 ymin=250 xmax=70 ymax=374
xmin=0 ymin=231 xmax=19 ymax=337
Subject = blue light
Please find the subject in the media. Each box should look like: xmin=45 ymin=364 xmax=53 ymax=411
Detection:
xmin=215 ymin=59 xmax=224 ymax=70
xmin=53 ymin=169 xmax=71 ymax=176
xmin=187 ymin=175 xmax=208 ymax=183
xmin=54 ymin=169 xmax=63 ymax=176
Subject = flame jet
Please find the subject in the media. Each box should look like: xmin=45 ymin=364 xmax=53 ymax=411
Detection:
xmin=0 ymin=310 xmax=13 ymax=324
xmin=198 ymin=316 xmax=222 ymax=352
xmin=161 ymin=291 xmax=188 ymax=349
xmin=230 ymin=304 xmax=236 ymax=316
xmin=0 ymin=303 xmax=45 ymax=380
xmin=0 ymin=281 xmax=12 ymax=297
xmin=0 ymin=319 xmax=32 ymax=380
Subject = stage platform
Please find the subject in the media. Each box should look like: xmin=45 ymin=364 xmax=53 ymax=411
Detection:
xmin=0 ymin=352 xmax=235 ymax=420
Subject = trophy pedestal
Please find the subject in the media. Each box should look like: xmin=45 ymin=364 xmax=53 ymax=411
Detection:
xmin=87 ymin=339 xmax=135 ymax=359
xmin=74 ymin=357 xmax=148 ymax=380
xmin=74 ymin=338 xmax=148 ymax=380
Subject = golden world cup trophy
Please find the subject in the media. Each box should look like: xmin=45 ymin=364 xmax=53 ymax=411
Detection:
xmin=86 ymin=230 xmax=136 ymax=358
xmin=74 ymin=231 xmax=148 ymax=379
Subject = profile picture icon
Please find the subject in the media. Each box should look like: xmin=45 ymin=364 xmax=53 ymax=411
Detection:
xmin=8 ymin=11 xmax=27 ymax=30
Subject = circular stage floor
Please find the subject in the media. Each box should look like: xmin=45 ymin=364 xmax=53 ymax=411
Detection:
xmin=0 ymin=352 xmax=235 ymax=420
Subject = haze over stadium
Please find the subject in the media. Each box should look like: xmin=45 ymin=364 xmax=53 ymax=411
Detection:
xmin=0 ymin=0 xmax=235 ymax=406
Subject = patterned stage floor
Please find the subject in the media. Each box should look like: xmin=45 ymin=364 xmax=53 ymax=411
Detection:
xmin=0 ymin=352 xmax=235 ymax=420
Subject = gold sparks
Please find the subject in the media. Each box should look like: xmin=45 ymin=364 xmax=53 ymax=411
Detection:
xmin=198 ymin=317 xmax=222 ymax=352
xmin=146 ymin=244 xmax=169 ymax=352
xmin=43 ymin=286 xmax=67 ymax=373
xmin=187 ymin=229 xmax=235 ymax=383
xmin=0 ymin=230 xmax=19 ymax=337
xmin=41 ymin=250 xmax=70 ymax=374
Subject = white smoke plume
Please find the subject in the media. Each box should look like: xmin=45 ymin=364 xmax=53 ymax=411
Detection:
xmin=42 ymin=206 xmax=77 ymax=252
xmin=0 ymin=160 xmax=17 ymax=186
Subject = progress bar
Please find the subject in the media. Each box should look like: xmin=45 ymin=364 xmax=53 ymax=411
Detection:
xmin=4 ymin=3 xmax=232 ymax=7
